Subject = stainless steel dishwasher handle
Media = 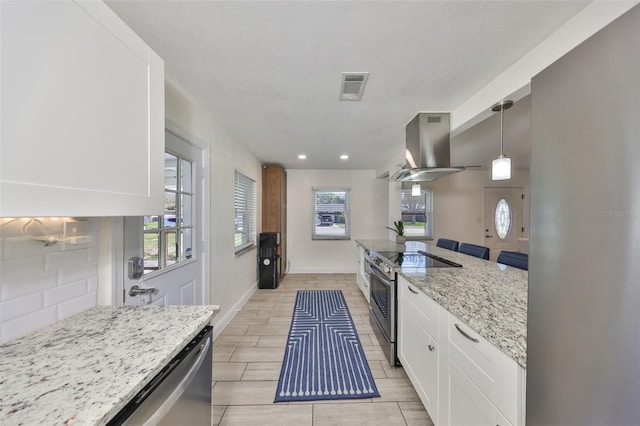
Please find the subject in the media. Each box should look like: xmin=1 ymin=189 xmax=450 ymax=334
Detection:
xmin=142 ymin=335 xmax=212 ymax=426
xmin=455 ymin=323 xmax=479 ymax=343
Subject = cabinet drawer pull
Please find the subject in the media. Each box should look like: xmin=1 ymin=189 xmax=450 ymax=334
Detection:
xmin=455 ymin=323 xmax=479 ymax=343
xmin=408 ymin=286 xmax=419 ymax=295
xmin=428 ymin=344 xmax=435 ymax=351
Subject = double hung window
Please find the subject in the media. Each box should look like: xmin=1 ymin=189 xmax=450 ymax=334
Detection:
xmin=234 ymin=170 xmax=256 ymax=252
xmin=401 ymin=187 xmax=433 ymax=238
xmin=312 ymin=189 xmax=350 ymax=240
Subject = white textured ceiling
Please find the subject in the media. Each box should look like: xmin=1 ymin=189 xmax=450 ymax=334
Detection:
xmin=106 ymin=0 xmax=590 ymax=170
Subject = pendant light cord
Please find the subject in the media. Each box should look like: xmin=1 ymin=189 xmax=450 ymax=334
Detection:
xmin=500 ymin=104 xmax=504 ymax=157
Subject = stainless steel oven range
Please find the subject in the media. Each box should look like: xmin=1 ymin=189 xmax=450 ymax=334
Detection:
xmin=366 ymin=249 xmax=462 ymax=366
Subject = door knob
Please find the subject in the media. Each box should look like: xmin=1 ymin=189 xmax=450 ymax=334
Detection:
xmin=129 ymin=285 xmax=157 ymax=297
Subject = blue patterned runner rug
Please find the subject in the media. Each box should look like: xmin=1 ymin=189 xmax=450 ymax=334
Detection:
xmin=274 ymin=290 xmax=380 ymax=402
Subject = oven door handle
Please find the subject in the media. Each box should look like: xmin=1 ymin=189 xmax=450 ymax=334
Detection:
xmin=368 ymin=262 xmax=393 ymax=286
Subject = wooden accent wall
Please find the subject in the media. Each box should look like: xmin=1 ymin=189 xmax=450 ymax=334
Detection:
xmin=262 ymin=165 xmax=287 ymax=280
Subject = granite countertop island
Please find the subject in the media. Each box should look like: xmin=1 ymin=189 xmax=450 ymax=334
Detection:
xmin=357 ymin=239 xmax=528 ymax=368
xmin=0 ymin=305 xmax=220 ymax=425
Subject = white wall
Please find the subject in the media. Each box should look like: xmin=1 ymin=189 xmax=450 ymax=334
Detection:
xmin=433 ymin=169 xmax=530 ymax=245
xmin=165 ymin=78 xmax=262 ymax=330
xmin=0 ymin=218 xmax=101 ymax=343
xmin=287 ymin=169 xmax=388 ymax=273
xmin=388 ymin=169 xmax=530 ymax=247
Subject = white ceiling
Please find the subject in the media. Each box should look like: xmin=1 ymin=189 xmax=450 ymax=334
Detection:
xmin=106 ymin=0 xmax=590 ymax=171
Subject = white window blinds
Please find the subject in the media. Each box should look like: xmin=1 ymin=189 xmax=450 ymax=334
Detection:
xmin=234 ymin=170 xmax=256 ymax=252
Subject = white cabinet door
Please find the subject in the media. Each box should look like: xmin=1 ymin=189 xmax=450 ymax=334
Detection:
xmin=399 ymin=277 xmax=439 ymax=338
xmin=356 ymin=245 xmax=370 ymax=302
xmin=443 ymin=360 xmax=513 ymax=426
xmin=446 ymin=312 xmax=522 ymax=425
xmin=399 ymin=293 xmax=439 ymax=419
xmin=0 ymin=1 xmax=164 ymax=217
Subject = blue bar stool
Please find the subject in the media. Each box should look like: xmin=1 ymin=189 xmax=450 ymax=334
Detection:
xmin=497 ymin=251 xmax=529 ymax=270
xmin=436 ymin=238 xmax=459 ymax=251
xmin=458 ymin=243 xmax=490 ymax=260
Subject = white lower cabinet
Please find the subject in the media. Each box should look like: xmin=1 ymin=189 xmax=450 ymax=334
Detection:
xmin=397 ymin=275 xmax=525 ymax=426
xmin=441 ymin=359 xmax=513 ymax=426
xmin=445 ymin=314 xmax=523 ymax=425
xmin=356 ymin=246 xmax=370 ymax=302
xmin=399 ymin=285 xmax=439 ymax=417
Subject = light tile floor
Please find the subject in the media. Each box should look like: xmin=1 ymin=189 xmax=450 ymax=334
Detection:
xmin=212 ymin=273 xmax=435 ymax=425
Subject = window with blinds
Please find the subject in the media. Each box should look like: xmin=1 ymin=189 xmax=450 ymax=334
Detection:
xmin=312 ymin=189 xmax=350 ymax=240
xmin=234 ymin=170 xmax=256 ymax=252
xmin=401 ymin=188 xmax=433 ymax=238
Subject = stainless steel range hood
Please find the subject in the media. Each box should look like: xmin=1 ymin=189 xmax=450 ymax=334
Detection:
xmin=390 ymin=113 xmax=464 ymax=182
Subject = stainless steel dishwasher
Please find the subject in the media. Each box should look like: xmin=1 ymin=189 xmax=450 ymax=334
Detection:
xmin=108 ymin=326 xmax=212 ymax=425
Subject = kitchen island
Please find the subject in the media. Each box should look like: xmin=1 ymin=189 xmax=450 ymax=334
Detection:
xmin=357 ymin=239 xmax=528 ymax=425
xmin=0 ymin=305 xmax=220 ymax=425
xmin=356 ymin=239 xmax=527 ymax=367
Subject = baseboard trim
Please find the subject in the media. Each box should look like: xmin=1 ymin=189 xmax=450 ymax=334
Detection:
xmin=288 ymin=266 xmax=356 ymax=274
xmin=210 ymin=280 xmax=257 ymax=341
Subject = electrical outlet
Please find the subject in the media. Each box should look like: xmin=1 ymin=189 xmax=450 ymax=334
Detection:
xmin=63 ymin=220 xmax=89 ymax=239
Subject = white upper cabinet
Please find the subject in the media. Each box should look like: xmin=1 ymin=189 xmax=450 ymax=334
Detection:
xmin=1 ymin=0 xmax=164 ymax=217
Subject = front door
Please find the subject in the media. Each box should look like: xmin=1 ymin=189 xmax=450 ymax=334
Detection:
xmin=483 ymin=187 xmax=524 ymax=260
xmin=123 ymin=128 xmax=204 ymax=305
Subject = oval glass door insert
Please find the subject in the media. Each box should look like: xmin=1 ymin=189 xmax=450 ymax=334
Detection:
xmin=494 ymin=197 xmax=512 ymax=240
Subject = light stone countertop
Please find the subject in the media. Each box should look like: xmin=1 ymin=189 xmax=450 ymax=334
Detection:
xmin=0 ymin=305 xmax=220 ymax=426
xmin=356 ymin=239 xmax=528 ymax=368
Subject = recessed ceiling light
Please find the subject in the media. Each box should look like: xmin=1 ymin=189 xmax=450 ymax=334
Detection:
xmin=340 ymin=155 xmax=349 ymax=160
xmin=298 ymin=154 xmax=307 ymax=160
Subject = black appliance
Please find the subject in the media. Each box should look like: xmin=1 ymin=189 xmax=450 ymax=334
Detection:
xmin=366 ymin=249 xmax=462 ymax=366
xmin=258 ymin=232 xmax=280 ymax=289
xmin=373 ymin=250 xmax=462 ymax=269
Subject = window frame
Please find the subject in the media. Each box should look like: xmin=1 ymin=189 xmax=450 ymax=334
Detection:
xmin=142 ymin=149 xmax=196 ymax=274
xmin=234 ymin=170 xmax=256 ymax=253
xmin=400 ymin=186 xmax=434 ymax=240
xmin=312 ymin=188 xmax=351 ymax=240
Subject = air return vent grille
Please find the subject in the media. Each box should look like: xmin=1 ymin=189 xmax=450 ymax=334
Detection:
xmin=339 ymin=72 xmax=369 ymax=101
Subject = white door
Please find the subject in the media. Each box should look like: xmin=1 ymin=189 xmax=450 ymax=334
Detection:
xmin=483 ymin=187 xmax=524 ymax=260
xmin=123 ymin=129 xmax=204 ymax=305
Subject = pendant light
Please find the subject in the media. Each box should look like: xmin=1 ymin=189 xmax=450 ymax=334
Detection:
xmin=491 ymin=100 xmax=513 ymax=181
xmin=411 ymin=183 xmax=421 ymax=196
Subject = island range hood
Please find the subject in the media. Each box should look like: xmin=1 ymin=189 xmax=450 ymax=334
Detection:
xmin=390 ymin=112 xmax=464 ymax=182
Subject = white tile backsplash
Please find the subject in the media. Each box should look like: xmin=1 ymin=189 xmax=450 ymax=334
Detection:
xmin=57 ymin=292 xmax=98 ymax=318
xmin=3 ymin=237 xmax=64 ymax=259
xmin=0 ymin=292 xmax=44 ymax=322
xmin=59 ymin=263 xmax=99 ymax=284
xmin=45 ymin=249 xmax=90 ymax=271
xmin=1 ymin=272 xmax=57 ymax=301
xmin=44 ymin=280 xmax=87 ymax=307
xmin=1 ymin=307 xmax=58 ymax=343
xmin=0 ymin=218 xmax=101 ymax=343
xmin=1 ymin=256 xmax=46 ymax=280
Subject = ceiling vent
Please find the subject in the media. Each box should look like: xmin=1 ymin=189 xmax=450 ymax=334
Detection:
xmin=339 ymin=72 xmax=369 ymax=101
